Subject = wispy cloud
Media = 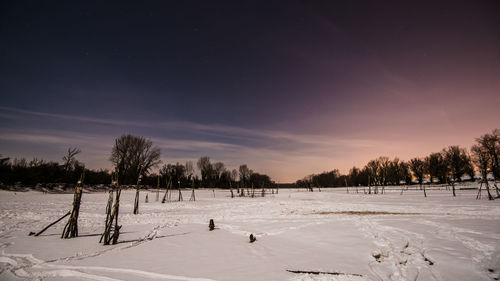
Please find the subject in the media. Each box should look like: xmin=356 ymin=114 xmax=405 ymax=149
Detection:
xmin=0 ymin=106 xmax=382 ymax=181
xmin=0 ymin=106 xmax=376 ymax=150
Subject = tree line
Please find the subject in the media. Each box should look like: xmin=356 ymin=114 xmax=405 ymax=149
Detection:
xmin=155 ymin=158 xmax=274 ymax=189
xmin=0 ymin=134 xmax=275 ymax=189
xmin=0 ymin=148 xmax=111 ymax=187
xmin=296 ymin=129 xmax=500 ymax=193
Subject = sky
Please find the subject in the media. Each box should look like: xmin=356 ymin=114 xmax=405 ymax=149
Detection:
xmin=1 ymin=1 xmax=499 ymax=182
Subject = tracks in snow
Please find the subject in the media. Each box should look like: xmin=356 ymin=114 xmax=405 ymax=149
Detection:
xmin=1 ymin=251 xmax=217 ymax=281
xmin=355 ymin=217 xmax=442 ymax=281
xmin=0 ymin=223 xmax=212 ymax=281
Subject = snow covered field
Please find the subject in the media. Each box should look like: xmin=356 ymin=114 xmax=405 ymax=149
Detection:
xmin=1 ymin=186 xmax=499 ymax=281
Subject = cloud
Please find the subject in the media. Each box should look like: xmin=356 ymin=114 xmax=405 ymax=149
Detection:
xmin=0 ymin=106 xmax=375 ymax=150
xmin=0 ymin=106 xmax=383 ymax=181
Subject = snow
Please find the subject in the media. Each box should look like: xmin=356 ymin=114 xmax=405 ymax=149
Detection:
xmin=1 ymin=186 xmax=499 ymax=281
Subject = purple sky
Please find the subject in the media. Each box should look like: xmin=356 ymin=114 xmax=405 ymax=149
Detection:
xmin=1 ymin=1 xmax=499 ymax=182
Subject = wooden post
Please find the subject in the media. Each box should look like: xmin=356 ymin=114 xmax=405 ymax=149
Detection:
xmin=178 ymin=180 xmax=183 ymax=201
xmin=451 ymin=178 xmax=456 ymax=197
xmin=162 ymin=178 xmax=171 ymax=203
xmin=62 ymin=172 xmax=84 ymax=239
xmin=249 ymin=234 xmax=256 ymax=243
xmin=99 ymin=189 xmax=113 ymax=243
xmin=111 ymin=186 xmax=121 ymax=245
xmin=368 ymin=176 xmax=371 ymax=194
xmin=133 ymin=174 xmax=142 ymax=214
xmin=156 ymin=175 xmax=160 ymax=202
xmin=32 ymin=211 xmax=70 ymax=237
xmin=229 ymin=181 xmax=234 ymax=198
xmin=189 ymin=178 xmax=196 ymax=201
xmin=102 ymin=183 xmax=121 ymax=245
xmin=476 ymin=180 xmax=483 ymax=200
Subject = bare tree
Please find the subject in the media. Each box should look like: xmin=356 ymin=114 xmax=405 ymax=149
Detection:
xmin=471 ymin=144 xmax=493 ymax=200
xmin=213 ymin=162 xmax=225 ymax=187
xmin=409 ymin=158 xmax=426 ymax=197
xmin=110 ymin=134 xmax=161 ymax=185
xmin=366 ymin=159 xmax=381 ymax=193
xmin=197 ymin=156 xmax=212 ymax=187
xmin=239 ymin=164 xmax=252 ymax=189
xmin=185 ymin=161 xmax=194 ymax=181
xmin=62 ymin=147 xmax=81 ymax=172
xmin=476 ymin=129 xmax=500 ymax=195
xmin=110 ymin=135 xmax=161 ymax=214
xmin=425 ymin=152 xmax=449 ymax=184
xmin=231 ymin=169 xmax=239 ymax=192
xmin=444 ymin=146 xmax=472 ymax=197
xmin=185 ymin=161 xmax=196 ymax=199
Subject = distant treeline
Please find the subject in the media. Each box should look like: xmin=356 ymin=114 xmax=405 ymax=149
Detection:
xmin=144 ymin=157 xmax=275 ymax=189
xmin=1 ymin=130 xmax=498 ymax=190
xmin=297 ymin=129 xmax=500 ymax=188
xmin=0 ymin=151 xmax=111 ymax=187
xmin=0 ymin=136 xmax=275 ymax=189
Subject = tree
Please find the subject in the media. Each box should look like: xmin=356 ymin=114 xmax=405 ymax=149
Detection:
xmin=444 ymin=146 xmax=472 ymax=183
xmin=185 ymin=161 xmax=194 ymax=182
xmin=160 ymin=163 xmax=186 ymax=187
xmin=386 ymin=158 xmax=409 ymax=186
xmin=62 ymin=147 xmax=81 ymax=172
xmin=409 ymin=158 xmax=427 ymax=197
xmin=110 ymin=134 xmax=161 ymax=185
xmin=378 ymin=156 xmax=391 ymax=187
xmin=348 ymin=167 xmax=360 ymax=186
xmin=197 ymin=156 xmax=213 ymax=187
xmin=231 ymin=169 xmax=238 ymax=185
xmin=366 ymin=158 xmax=384 ymax=193
xmin=213 ymin=162 xmax=225 ymax=187
xmin=399 ymin=161 xmax=412 ymax=185
xmin=61 ymin=147 xmax=84 ymax=184
xmin=471 ymin=144 xmax=493 ymax=200
xmin=110 ymin=135 xmax=161 ymax=214
xmin=443 ymin=146 xmax=472 ymax=197
xmin=476 ymin=129 xmax=500 ymax=188
xmin=425 ymin=154 xmax=437 ymax=184
xmin=426 ymin=152 xmax=449 ymax=184
xmin=249 ymin=173 xmax=272 ymax=188
xmin=239 ymin=164 xmax=252 ymax=188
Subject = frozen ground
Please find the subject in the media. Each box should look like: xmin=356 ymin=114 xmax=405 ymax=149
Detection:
xmin=1 ymin=186 xmax=499 ymax=281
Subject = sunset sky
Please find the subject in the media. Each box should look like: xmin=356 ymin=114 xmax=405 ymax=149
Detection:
xmin=1 ymin=1 xmax=499 ymax=182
